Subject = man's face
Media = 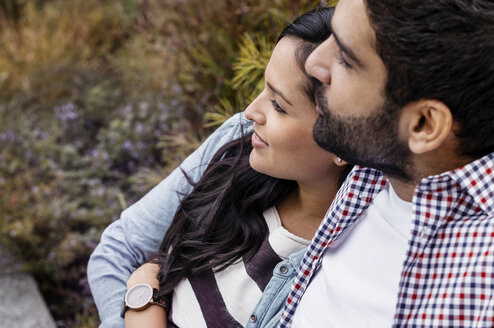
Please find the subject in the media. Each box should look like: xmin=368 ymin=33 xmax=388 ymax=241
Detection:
xmin=306 ymin=0 xmax=412 ymax=180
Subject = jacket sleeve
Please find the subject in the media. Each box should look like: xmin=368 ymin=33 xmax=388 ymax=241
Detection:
xmin=87 ymin=112 xmax=251 ymax=327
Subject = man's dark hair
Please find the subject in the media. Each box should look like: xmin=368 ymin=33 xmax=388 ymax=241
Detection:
xmin=365 ymin=0 xmax=494 ymax=158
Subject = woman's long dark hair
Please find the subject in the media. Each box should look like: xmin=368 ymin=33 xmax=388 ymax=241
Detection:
xmin=155 ymin=7 xmax=342 ymax=298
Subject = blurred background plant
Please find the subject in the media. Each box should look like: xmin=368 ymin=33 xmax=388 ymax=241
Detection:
xmin=0 ymin=0 xmax=332 ymax=326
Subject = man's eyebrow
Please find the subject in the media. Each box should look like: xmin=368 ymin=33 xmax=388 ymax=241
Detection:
xmin=331 ymin=22 xmax=364 ymax=68
xmin=267 ymin=82 xmax=293 ymax=106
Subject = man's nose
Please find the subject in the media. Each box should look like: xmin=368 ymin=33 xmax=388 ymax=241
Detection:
xmin=305 ymin=36 xmax=334 ymax=85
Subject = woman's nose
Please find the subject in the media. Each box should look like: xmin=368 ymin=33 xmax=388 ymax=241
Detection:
xmin=244 ymin=94 xmax=266 ymax=125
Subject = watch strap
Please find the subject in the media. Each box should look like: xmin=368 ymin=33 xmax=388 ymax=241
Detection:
xmin=150 ymin=288 xmax=168 ymax=310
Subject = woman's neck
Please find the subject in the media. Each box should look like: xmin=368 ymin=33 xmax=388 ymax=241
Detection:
xmin=277 ymin=180 xmax=339 ymax=240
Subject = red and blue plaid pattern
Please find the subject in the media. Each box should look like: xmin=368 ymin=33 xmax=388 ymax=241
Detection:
xmin=279 ymin=152 xmax=494 ymax=327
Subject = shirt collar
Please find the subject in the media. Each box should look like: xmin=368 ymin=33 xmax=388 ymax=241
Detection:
xmin=411 ymin=152 xmax=494 ymax=214
xmin=445 ymin=151 xmax=494 ymax=213
xmin=352 ymin=152 xmax=494 ymax=214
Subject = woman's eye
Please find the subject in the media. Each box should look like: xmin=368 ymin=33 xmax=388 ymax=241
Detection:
xmin=270 ymin=99 xmax=286 ymax=113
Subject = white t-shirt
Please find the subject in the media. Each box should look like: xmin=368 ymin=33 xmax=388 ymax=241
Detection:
xmin=170 ymin=206 xmax=310 ymax=327
xmin=292 ymin=183 xmax=412 ymax=327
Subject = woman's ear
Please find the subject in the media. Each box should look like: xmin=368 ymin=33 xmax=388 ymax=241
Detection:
xmin=333 ymin=156 xmax=348 ymax=166
xmin=402 ymin=99 xmax=453 ymax=154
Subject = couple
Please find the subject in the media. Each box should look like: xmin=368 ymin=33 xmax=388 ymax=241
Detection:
xmin=89 ymin=0 xmax=494 ymax=327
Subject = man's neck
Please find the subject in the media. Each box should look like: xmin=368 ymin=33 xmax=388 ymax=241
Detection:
xmin=386 ymin=177 xmax=415 ymax=202
xmin=388 ymin=151 xmax=479 ymax=202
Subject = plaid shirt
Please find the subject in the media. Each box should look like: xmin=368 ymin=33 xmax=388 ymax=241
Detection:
xmin=279 ymin=152 xmax=494 ymax=327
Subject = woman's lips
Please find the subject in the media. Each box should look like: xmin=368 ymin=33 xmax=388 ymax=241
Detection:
xmin=252 ymin=131 xmax=268 ymax=148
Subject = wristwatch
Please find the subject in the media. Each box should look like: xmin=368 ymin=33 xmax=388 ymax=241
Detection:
xmin=121 ymin=283 xmax=167 ymax=317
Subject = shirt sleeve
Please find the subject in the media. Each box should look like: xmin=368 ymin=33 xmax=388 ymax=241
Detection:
xmin=87 ymin=112 xmax=252 ymax=328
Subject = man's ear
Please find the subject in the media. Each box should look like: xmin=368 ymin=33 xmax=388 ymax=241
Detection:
xmin=402 ymin=100 xmax=453 ymax=154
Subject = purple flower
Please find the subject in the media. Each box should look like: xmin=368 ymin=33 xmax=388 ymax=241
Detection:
xmin=100 ymin=151 xmax=110 ymax=161
xmin=136 ymin=141 xmax=146 ymax=151
xmin=122 ymin=105 xmax=133 ymax=116
xmin=79 ymin=277 xmax=91 ymax=296
xmin=54 ymin=102 xmax=79 ymax=122
xmin=0 ymin=130 xmax=16 ymax=142
xmin=123 ymin=140 xmax=139 ymax=158
xmin=28 ymin=114 xmax=38 ymax=125
xmin=135 ymin=122 xmax=144 ymax=134
xmin=159 ymin=121 xmax=170 ymax=131
xmin=34 ymin=128 xmax=49 ymax=140
xmin=135 ymin=122 xmax=151 ymax=135
xmin=87 ymin=148 xmax=100 ymax=158
xmin=158 ymin=103 xmax=169 ymax=113
xmin=172 ymin=83 xmax=182 ymax=94
xmin=24 ymin=150 xmax=33 ymax=161
xmin=85 ymin=240 xmax=98 ymax=249
xmin=123 ymin=140 xmax=133 ymax=151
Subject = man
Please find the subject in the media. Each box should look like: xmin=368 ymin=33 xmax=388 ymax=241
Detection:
xmin=279 ymin=0 xmax=494 ymax=327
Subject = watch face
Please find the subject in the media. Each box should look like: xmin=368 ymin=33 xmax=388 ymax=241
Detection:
xmin=126 ymin=284 xmax=153 ymax=309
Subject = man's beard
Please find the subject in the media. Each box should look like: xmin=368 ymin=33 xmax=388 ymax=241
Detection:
xmin=313 ymin=86 xmax=413 ymax=182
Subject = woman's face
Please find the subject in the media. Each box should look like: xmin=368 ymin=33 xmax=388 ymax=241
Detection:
xmin=245 ymin=37 xmax=340 ymax=184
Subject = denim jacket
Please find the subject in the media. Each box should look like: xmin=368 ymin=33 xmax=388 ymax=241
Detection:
xmin=88 ymin=113 xmax=254 ymax=327
xmin=245 ymin=248 xmax=305 ymax=328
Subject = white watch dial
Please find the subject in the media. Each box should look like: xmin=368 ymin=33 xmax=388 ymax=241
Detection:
xmin=126 ymin=284 xmax=153 ymax=308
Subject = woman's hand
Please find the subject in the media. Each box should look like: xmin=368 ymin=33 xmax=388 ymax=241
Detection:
xmin=125 ymin=262 xmax=167 ymax=328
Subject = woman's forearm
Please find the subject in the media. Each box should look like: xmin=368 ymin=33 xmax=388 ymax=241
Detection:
xmin=125 ymin=306 xmax=168 ymax=328
xmin=125 ymin=262 xmax=168 ymax=328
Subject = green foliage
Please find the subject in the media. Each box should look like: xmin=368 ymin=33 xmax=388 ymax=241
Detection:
xmin=141 ymin=0 xmax=325 ymax=123
xmin=232 ymin=34 xmax=273 ymax=95
xmin=0 ymin=0 xmax=327 ymax=327
xmin=206 ymin=33 xmax=273 ymax=127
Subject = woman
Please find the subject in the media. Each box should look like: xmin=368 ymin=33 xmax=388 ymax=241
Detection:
xmin=125 ymin=7 xmax=347 ymax=327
